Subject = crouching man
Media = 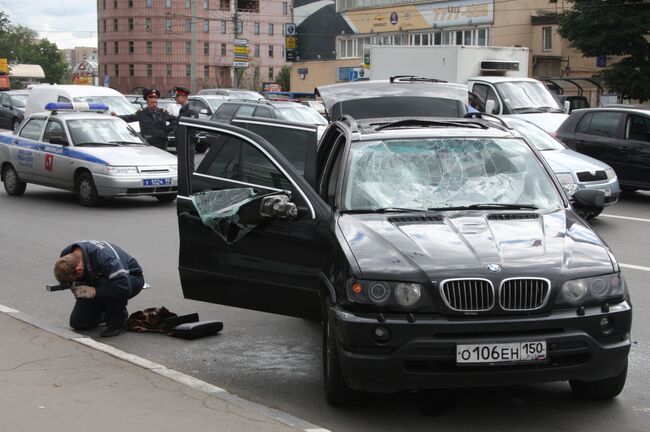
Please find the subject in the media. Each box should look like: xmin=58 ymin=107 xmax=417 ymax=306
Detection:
xmin=53 ymin=240 xmax=144 ymax=338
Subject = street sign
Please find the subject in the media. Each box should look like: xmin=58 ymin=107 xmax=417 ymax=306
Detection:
xmin=349 ymin=69 xmax=359 ymax=81
xmin=234 ymin=38 xmax=249 ymax=46
xmin=286 ymin=36 xmax=296 ymax=49
xmin=363 ymin=50 xmax=371 ymax=67
xmin=234 ymin=46 xmax=249 ymax=54
xmin=596 ymin=54 xmax=607 ymax=68
xmin=233 ymin=61 xmax=249 ymax=68
xmin=285 ymin=49 xmax=296 ymax=62
xmin=0 ymin=58 xmax=8 ymax=74
xmin=285 ymin=23 xmax=296 ymax=36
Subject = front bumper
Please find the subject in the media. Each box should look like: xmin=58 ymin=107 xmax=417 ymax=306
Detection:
xmin=93 ymin=173 xmax=178 ymax=196
xmin=330 ymin=301 xmax=631 ymax=393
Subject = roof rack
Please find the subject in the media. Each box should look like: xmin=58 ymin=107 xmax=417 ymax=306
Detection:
xmin=463 ymin=111 xmax=510 ymax=130
xmin=389 ymin=75 xmax=447 ymax=84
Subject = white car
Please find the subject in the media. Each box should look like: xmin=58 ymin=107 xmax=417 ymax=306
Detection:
xmin=0 ymin=103 xmax=178 ymax=206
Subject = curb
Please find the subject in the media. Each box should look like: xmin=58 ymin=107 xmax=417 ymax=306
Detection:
xmin=0 ymin=303 xmax=331 ymax=432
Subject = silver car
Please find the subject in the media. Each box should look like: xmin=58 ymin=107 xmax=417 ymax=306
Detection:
xmin=0 ymin=107 xmax=178 ymax=206
xmin=504 ymin=117 xmax=620 ymax=218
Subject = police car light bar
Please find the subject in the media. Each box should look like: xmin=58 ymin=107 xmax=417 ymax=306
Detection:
xmin=44 ymin=102 xmax=110 ymax=112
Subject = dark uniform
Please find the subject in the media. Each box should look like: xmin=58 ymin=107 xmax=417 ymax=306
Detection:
xmin=173 ymin=86 xmax=201 ymax=170
xmin=119 ymin=88 xmax=176 ymax=151
xmin=61 ymin=240 xmax=144 ymax=331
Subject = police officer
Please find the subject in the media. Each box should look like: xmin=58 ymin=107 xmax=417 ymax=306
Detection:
xmin=113 ymin=88 xmax=175 ymax=151
xmin=173 ymin=86 xmax=202 ymax=169
xmin=53 ymin=240 xmax=145 ymax=338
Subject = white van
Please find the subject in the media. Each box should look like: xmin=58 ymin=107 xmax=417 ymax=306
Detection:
xmin=24 ymin=85 xmax=140 ymax=130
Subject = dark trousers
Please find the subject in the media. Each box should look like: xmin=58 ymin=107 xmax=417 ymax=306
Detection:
xmin=69 ymin=274 xmax=144 ymax=330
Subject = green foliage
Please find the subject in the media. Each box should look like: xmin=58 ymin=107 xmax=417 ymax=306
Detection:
xmin=275 ymin=65 xmax=291 ymax=91
xmin=555 ymin=0 xmax=650 ymax=101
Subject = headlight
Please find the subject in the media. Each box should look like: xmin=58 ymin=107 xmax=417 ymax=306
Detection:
xmin=347 ymin=279 xmax=427 ymax=310
xmin=605 ymin=168 xmax=616 ymax=180
xmin=554 ymin=172 xmax=578 ymax=195
xmin=106 ymin=166 xmax=139 ymax=175
xmin=558 ymin=273 xmax=627 ymax=306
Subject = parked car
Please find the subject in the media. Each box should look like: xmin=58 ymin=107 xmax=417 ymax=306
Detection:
xmin=188 ymin=95 xmax=230 ymax=119
xmin=0 ymin=103 xmax=177 ymax=206
xmin=502 ymin=117 xmax=619 ymax=218
xmin=555 ymin=107 xmax=650 ymax=192
xmin=0 ymin=90 xmax=28 ymax=132
xmin=197 ymin=88 xmax=264 ymax=100
xmin=173 ymin=81 xmax=630 ymax=405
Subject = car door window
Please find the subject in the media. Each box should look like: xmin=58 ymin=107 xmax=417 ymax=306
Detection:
xmin=0 ymin=94 xmax=9 ymax=106
xmin=212 ymin=103 xmax=239 ymax=121
xmin=235 ymin=105 xmax=255 ymax=117
xmin=57 ymin=96 xmax=71 ymax=103
xmin=19 ymin=118 xmax=45 ymax=140
xmin=473 ymin=83 xmax=500 ymax=114
xmin=42 ymin=119 xmax=67 ymax=144
xmin=576 ymin=112 xmax=622 ymax=137
xmin=626 ymin=115 xmax=650 ymax=142
xmin=190 ymin=99 xmax=208 ymax=113
xmin=242 ymin=143 xmax=291 ymax=190
xmin=253 ymin=107 xmax=273 ymax=118
xmin=203 ymin=135 xmax=242 ymax=180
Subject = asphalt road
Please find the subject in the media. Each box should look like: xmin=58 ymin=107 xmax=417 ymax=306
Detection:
xmin=1 ymin=185 xmax=649 ymax=432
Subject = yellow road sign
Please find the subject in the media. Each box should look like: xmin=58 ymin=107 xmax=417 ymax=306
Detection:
xmin=286 ymin=36 xmax=296 ymax=49
xmin=0 ymin=58 xmax=8 ymax=74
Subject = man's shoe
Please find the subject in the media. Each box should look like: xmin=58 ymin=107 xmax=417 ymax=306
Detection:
xmin=100 ymin=324 xmax=127 ymax=338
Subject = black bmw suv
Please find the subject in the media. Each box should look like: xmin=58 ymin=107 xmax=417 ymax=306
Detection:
xmin=173 ymin=80 xmax=631 ymax=405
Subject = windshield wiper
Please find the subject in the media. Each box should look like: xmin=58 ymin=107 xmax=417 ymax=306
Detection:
xmin=341 ymin=207 xmax=426 ymax=214
xmin=428 ymin=203 xmax=538 ymax=211
xmin=109 ymin=141 xmax=145 ymax=145
xmin=375 ymin=119 xmax=487 ymax=131
xmin=75 ymin=142 xmax=119 ymax=147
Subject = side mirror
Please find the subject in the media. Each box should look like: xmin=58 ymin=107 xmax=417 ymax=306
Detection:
xmin=564 ymin=100 xmax=571 ymax=113
xmin=571 ymin=189 xmax=605 ymax=217
xmin=485 ymin=100 xmax=496 ymax=115
xmin=199 ymin=108 xmax=209 ymax=115
xmin=238 ymin=193 xmax=297 ymax=225
xmin=49 ymin=137 xmax=69 ymax=145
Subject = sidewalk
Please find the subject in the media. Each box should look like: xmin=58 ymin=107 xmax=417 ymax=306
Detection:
xmin=0 ymin=311 xmax=324 ymax=432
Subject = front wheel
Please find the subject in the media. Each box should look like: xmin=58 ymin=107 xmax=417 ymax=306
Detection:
xmin=155 ymin=193 xmax=177 ymax=203
xmin=3 ymin=165 xmax=27 ymax=196
xmin=75 ymin=172 xmax=100 ymax=206
xmin=570 ymin=360 xmax=628 ymax=400
xmin=322 ymin=306 xmax=354 ymax=406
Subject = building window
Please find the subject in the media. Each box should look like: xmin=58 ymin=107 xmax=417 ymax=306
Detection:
xmin=282 ymin=2 xmax=288 ymax=15
xmin=103 ymin=42 xmax=107 ymax=55
xmin=204 ymin=42 xmax=210 ymax=55
xmin=185 ymin=0 xmax=191 ymax=8
xmin=268 ymin=67 xmax=274 ymax=80
xmin=146 ymin=0 xmax=152 ymax=7
xmin=268 ymin=45 xmax=274 ymax=58
xmin=219 ymin=0 xmax=229 ymax=10
xmin=167 ymin=64 xmax=173 ymax=77
xmin=204 ymin=65 xmax=209 ymax=78
xmin=268 ymin=23 xmax=274 ymax=36
xmin=146 ymin=18 xmax=152 ymax=32
xmin=204 ymin=20 xmax=209 ymax=32
xmin=128 ymin=41 xmax=134 ymax=54
xmin=236 ymin=20 xmax=243 ymax=34
xmin=165 ymin=0 xmax=171 ymax=7
xmin=113 ymin=19 xmax=118 ymax=31
xmin=186 ymin=64 xmax=191 ymax=77
xmin=114 ymin=0 xmax=117 ymax=8
xmin=128 ymin=18 xmax=134 ymax=31
xmin=204 ymin=0 xmax=209 ymax=9
xmin=166 ymin=19 xmax=173 ymax=32
xmin=221 ymin=20 xmax=227 ymax=34
xmin=542 ymin=26 xmax=552 ymax=51
xmin=114 ymin=41 xmax=119 ymax=54
xmin=254 ymin=22 xmax=260 ymax=35
xmin=186 ymin=41 xmax=192 ymax=55
xmin=165 ymin=41 xmax=172 ymax=55
xmin=185 ymin=19 xmax=191 ymax=32
xmin=103 ymin=0 xmax=106 ymax=10
xmin=221 ymin=43 xmax=226 ymax=56
xmin=146 ymin=41 xmax=152 ymax=55
xmin=129 ymin=64 xmax=134 ymax=76
xmin=104 ymin=64 xmax=107 ymax=75
xmin=254 ymin=44 xmax=260 ymax=58
xmin=114 ymin=64 xmax=119 ymax=76
xmin=103 ymin=20 xmax=106 ymax=33
xmin=128 ymin=0 xmax=133 ymax=7
xmin=147 ymin=64 xmax=152 ymax=77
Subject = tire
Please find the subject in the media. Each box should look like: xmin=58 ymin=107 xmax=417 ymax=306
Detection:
xmin=3 ymin=164 xmax=26 ymax=196
xmin=570 ymin=360 xmax=628 ymax=400
xmin=155 ymin=193 xmax=177 ymax=203
xmin=75 ymin=172 xmax=100 ymax=207
xmin=322 ymin=305 xmax=354 ymax=406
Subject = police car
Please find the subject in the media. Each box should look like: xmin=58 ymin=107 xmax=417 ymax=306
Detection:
xmin=0 ymin=103 xmax=178 ymax=206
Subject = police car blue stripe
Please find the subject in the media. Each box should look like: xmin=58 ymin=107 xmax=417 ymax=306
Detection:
xmin=2 ymin=136 xmax=108 ymax=165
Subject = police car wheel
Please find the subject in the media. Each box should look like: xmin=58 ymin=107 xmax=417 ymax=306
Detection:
xmin=155 ymin=193 xmax=177 ymax=203
xmin=75 ymin=172 xmax=100 ymax=207
xmin=3 ymin=165 xmax=27 ymax=196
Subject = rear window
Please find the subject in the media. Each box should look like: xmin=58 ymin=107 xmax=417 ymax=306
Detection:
xmin=329 ymin=97 xmax=464 ymax=121
xmin=576 ymin=112 xmax=622 ymax=137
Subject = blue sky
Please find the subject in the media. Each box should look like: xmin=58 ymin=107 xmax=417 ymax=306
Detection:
xmin=1 ymin=0 xmax=98 ymax=49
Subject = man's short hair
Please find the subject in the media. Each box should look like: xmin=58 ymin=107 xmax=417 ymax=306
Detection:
xmin=54 ymin=253 xmax=81 ymax=282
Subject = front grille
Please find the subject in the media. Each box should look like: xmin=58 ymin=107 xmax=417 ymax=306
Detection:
xmin=440 ymin=279 xmax=494 ymax=312
xmin=576 ymin=170 xmax=607 ymax=182
xmin=499 ymin=278 xmax=550 ymax=311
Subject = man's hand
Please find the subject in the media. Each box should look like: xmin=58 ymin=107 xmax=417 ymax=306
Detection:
xmin=71 ymin=285 xmax=96 ymax=299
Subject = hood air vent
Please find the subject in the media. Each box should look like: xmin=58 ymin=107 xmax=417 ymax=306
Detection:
xmin=388 ymin=215 xmax=443 ymax=224
xmin=487 ymin=213 xmax=539 ymax=221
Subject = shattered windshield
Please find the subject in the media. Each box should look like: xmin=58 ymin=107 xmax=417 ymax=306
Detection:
xmin=495 ymin=81 xmax=563 ymax=113
xmin=342 ymin=137 xmax=562 ymax=211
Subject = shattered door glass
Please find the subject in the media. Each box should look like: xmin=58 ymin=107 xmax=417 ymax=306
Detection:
xmin=192 ymin=188 xmax=261 ymax=244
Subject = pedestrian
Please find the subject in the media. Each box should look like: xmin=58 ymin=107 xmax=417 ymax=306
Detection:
xmin=173 ymin=86 xmax=200 ymax=170
xmin=113 ymin=88 xmax=175 ymax=151
xmin=53 ymin=240 xmax=145 ymax=338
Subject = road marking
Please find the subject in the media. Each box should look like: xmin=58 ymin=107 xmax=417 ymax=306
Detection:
xmin=601 ymin=214 xmax=650 ymax=223
xmin=620 ymin=263 xmax=650 ymax=272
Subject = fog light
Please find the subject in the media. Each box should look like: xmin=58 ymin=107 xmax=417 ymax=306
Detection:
xmin=600 ymin=317 xmax=613 ymax=334
xmin=372 ymin=326 xmax=390 ymax=343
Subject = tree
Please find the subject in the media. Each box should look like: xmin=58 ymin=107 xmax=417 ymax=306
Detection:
xmin=554 ymin=0 xmax=650 ymax=101
xmin=275 ymin=65 xmax=291 ymax=91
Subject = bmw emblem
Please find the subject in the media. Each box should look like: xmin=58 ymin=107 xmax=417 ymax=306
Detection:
xmin=487 ymin=264 xmax=502 ymax=273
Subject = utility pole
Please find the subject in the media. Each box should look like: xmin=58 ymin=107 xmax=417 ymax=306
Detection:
xmin=232 ymin=1 xmax=240 ymax=89
xmin=191 ymin=0 xmax=197 ymax=92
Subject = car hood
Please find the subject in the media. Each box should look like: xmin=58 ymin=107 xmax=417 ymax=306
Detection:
xmin=509 ymin=113 xmax=568 ymax=133
xmin=338 ymin=209 xmax=613 ymax=281
xmin=540 ymin=148 xmax=614 ymax=174
xmin=73 ymin=145 xmax=177 ymax=166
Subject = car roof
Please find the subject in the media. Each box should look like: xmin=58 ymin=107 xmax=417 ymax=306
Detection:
xmin=29 ymin=85 xmax=122 ymax=96
xmin=2 ymin=90 xmax=29 ymax=95
xmin=469 ymin=76 xmax=542 ymax=84
xmin=190 ymin=94 xmax=230 ymax=99
xmin=29 ymin=111 xmax=122 ymax=121
xmin=571 ymin=107 xmax=650 ymax=116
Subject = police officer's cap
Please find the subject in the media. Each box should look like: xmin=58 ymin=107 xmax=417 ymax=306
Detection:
xmin=174 ymin=86 xmax=191 ymax=97
xmin=143 ymin=88 xmax=161 ymax=99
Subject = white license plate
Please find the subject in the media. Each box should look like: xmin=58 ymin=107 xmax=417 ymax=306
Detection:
xmin=457 ymin=341 xmax=547 ymax=365
xmin=143 ymin=178 xmax=172 ymax=186
xmin=604 ymin=188 xmax=611 ymax=197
